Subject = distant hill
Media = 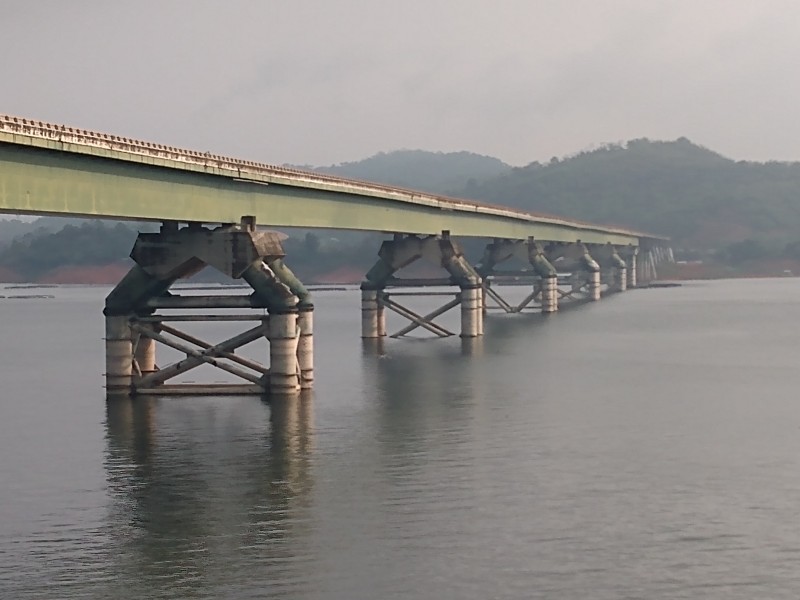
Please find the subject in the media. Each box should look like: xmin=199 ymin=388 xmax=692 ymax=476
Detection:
xmin=460 ymin=138 xmax=800 ymax=250
xmin=316 ymin=149 xmax=511 ymax=195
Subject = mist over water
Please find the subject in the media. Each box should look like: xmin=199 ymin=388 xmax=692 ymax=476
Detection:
xmin=2 ymin=280 xmax=800 ymax=599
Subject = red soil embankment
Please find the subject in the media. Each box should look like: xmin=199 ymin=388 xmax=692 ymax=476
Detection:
xmin=660 ymin=259 xmax=800 ymax=280
xmin=38 ymin=263 xmax=132 ymax=284
xmin=311 ymin=266 xmax=363 ymax=285
xmin=0 ymin=266 xmax=23 ymax=283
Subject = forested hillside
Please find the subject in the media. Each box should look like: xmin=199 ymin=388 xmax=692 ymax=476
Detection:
xmin=461 ymin=138 xmax=800 ymax=252
xmin=316 ymin=149 xmax=511 ymax=195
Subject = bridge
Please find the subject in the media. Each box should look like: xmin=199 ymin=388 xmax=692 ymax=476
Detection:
xmin=0 ymin=114 xmax=670 ymax=398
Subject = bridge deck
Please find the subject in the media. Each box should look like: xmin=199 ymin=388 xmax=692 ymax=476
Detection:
xmin=0 ymin=114 xmax=657 ymax=245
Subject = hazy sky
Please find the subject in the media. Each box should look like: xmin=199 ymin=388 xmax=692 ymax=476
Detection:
xmin=3 ymin=0 xmax=800 ymax=166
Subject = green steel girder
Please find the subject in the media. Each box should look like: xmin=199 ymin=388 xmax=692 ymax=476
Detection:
xmin=0 ymin=136 xmax=647 ymax=246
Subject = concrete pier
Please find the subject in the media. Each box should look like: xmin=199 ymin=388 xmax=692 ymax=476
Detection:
xmin=476 ymin=238 xmax=559 ymax=314
xmin=588 ymin=270 xmax=602 ymax=301
xmin=543 ymin=242 xmax=603 ymax=304
xmin=297 ymin=307 xmax=314 ymax=389
xmin=133 ymin=322 xmax=157 ymax=376
xmin=587 ymin=242 xmax=628 ymax=295
xmin=360 ymin=288 xmax=386 ymax=339
xmin=460 ymin=284 xmax=482 ymax=338
xmin=105 ymin=315 xmax=133 ymax=393
xmin=361 ymin=233 xmax=484 ymax=339
xmin=103 ymin=223 xmax=312 ymax=397
xmin=622 ymin=247 xmax=638 ymax=289
xmin=541 ymin=275 xmax=558 ymax=313
xmin=268 ymin=311 xmax=300 ymax=393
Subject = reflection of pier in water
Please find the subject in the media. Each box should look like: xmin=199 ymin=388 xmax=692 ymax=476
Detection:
xmin=103 ymin=395 xmax=314 ymax=597
xmin=362 ymin=335 xmax=488 ymax=477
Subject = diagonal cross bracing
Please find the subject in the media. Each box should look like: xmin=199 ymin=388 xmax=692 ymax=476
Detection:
xmin=132 ymin=322 xmax=269 ymax=388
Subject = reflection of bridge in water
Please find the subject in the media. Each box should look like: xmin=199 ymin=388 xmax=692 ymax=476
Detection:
xmin=104 ymin=395 xmax=314 ymax=597
xmin=0 ymin=114 xmax=671 ymax=398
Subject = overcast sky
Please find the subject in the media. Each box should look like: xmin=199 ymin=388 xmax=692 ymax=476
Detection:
xmin=3 ymin=0 xmax=800 ymax=166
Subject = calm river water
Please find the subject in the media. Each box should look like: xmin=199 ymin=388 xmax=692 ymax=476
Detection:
xmin=2 ymin=279 xmax=800 ymax=599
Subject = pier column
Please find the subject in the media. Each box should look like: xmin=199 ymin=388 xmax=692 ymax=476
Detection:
xmin=460 ymin=283 xmax=482 ymax=338
xmin=268 ymin=311 xmax=300 ymax=393
xmin=621 ymin=247 xmax=638 ymax=289
xmin=360 ymin=287 xmax=386 ymax=338
xmin=297 ymin=307 xmax=314 ymax=389
xmin=587 ymin=270 xmax=601 ymax=301
xmin=105 ymin=315 xmax=133 ymax=393
xmin=266 ymin=258 xmax=314 ymax=391
xmin=617 ymin=266 xmax=628 ymax=292
xmin=628 ymin=253 xmax=637 ymax=288
xmin=133 ymin=323 xmax=157 ymax=376
xmin=541 ymin=275 xmax=558 ymax=312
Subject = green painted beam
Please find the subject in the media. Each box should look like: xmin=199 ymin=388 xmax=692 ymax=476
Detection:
xmin=0 ymin=120 xmax=661 ymax=246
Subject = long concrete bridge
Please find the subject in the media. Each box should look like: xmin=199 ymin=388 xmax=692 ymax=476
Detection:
xmin=0 ymin=114 xmax=670 ymax=398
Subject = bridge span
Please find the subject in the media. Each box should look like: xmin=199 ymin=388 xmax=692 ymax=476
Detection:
xmin=0 ymin=114 xmax=670 ymax=399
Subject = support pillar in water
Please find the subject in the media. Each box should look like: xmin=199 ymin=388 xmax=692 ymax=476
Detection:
xmin=360 ymin=287 xmax=386 ymax=339
xmin=460 ymin=283 xmax=482 ymax=338
xmin=361 ymin=233 xmax=484 ymax=339
xmin=264 ymin=257 xmax=314 ymax=391
xmin=297 ymin=306 xmax=314 ymax=389
xmin=621 ymin=246 xmax=638 ymax=289
xmin=133 ymin=322 xmax=157 ymax=376
xmin=267 ymin=310 xmax=300 ymax=393
xmin=543 ymin=241 xmax=600 ymax=303
xmin=540 ymin=275 xmax=558 ymax=312
xmin=475 ymin=237 xmax=558 ymax=314
xmin=104 ymin=222 xmax=311 ymax=397
xmin=105 ymin=315 xmax=133 ymax=393
xmin=587 ymin=270 xmax=602 ymax=301
xmin=588 ymin=242 xmax=627 ymax=294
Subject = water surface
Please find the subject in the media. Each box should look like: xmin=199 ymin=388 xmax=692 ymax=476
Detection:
xmin=2 ymin=279 xmax=800 ymax=598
